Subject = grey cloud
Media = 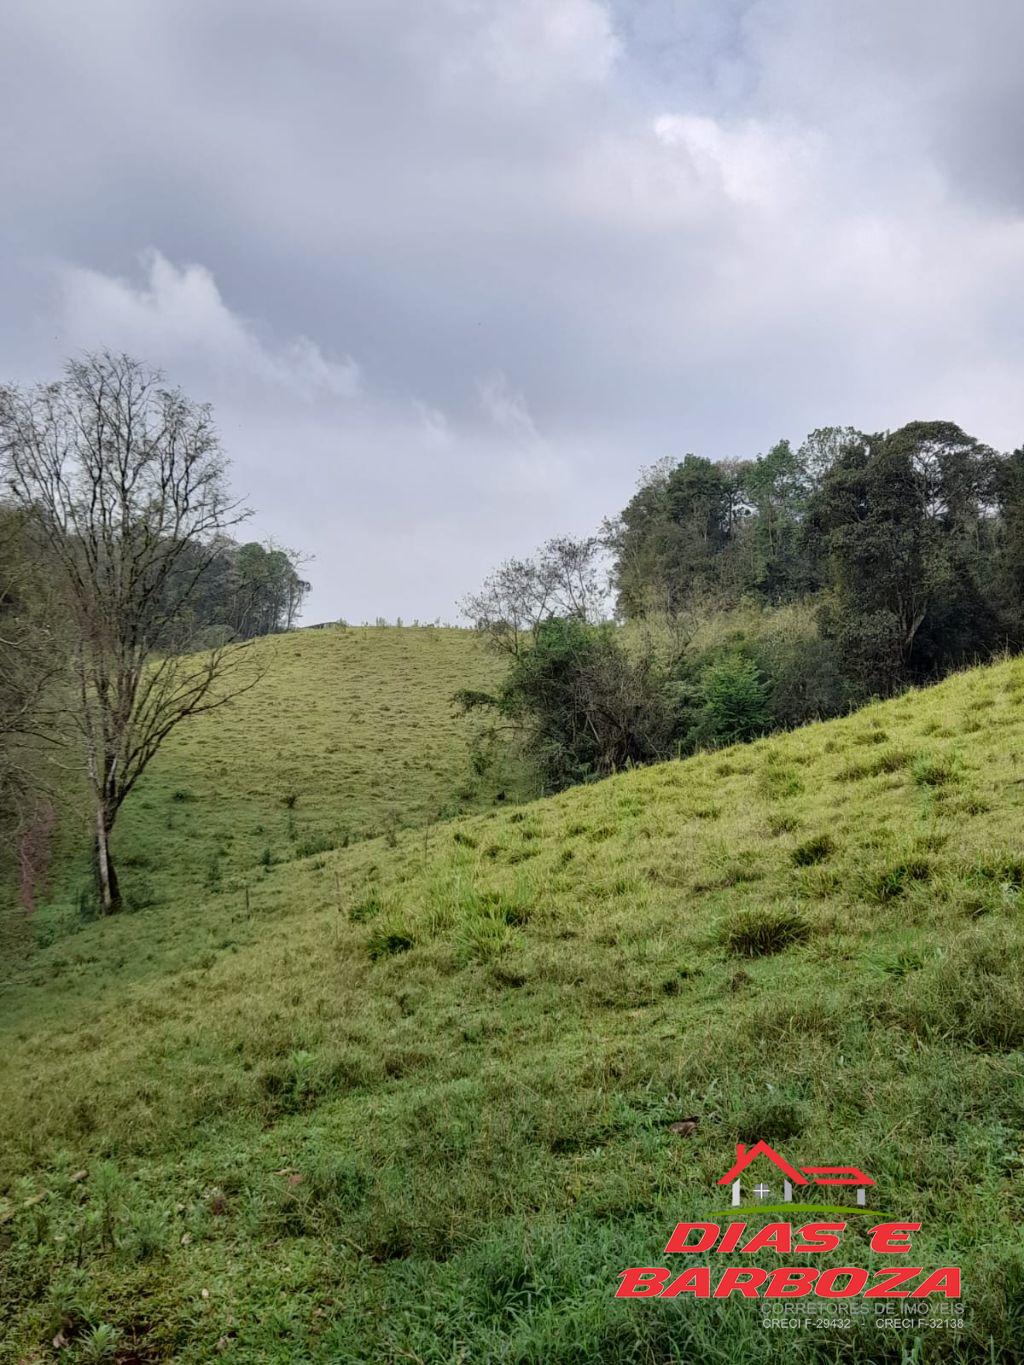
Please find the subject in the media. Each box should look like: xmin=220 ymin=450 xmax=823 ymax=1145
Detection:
xmin=1 ymin=0 xmax=1023 ymax=620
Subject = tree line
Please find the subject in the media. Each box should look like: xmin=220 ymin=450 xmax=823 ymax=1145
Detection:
xmin=0 ymin=352 xmax=307 ymax=914
xmin=463 ymin=421 xmax=1024 ymax=791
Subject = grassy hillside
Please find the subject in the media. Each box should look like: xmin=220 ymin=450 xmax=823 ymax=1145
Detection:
xmin=4 ymin=658 xmax=1024 ymax=1360
xmin=24 ymin=625 xmax=528 ymax=934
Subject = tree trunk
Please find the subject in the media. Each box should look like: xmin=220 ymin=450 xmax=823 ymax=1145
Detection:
xmin=92 ymin=801 xmax=121 ymax=913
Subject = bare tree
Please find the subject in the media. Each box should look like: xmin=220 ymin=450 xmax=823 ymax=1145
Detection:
xmin=460 ymin=534 xmax=607 ymax=656
xmin=0 ymin=352 xmax=259 ymax=912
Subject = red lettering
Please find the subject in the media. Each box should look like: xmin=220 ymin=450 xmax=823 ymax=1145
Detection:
xmin=864 ymin=1267 xmax=920 ymax=1298
xmin=869 ymin=1222 xmax=920 ymax=1254
xmin=662 ymin=1267 xmax=711 ymax=1297
xmin=716 ymin=1222 xmax=747 ymax=1254
xmin=713 ymin=1267 xmax=768 ymax=1298
xmin=793 ymin=1222 xmax=845 ymax=1254
xmin=741 ymin=1223 xmax=791 ymax=1255
xmin=765 ymin=1267 xmax=818 ymax=1298
xmin=616 ymin=1268 xmax=669 ymax=1298
xmin=815 ymin=1267 xmax=868 ymax=1298
xmin=912 ymin=1268 xmax=961 ymax=1299
xmin=664 ymin=1222 xmax=719 ymax=1254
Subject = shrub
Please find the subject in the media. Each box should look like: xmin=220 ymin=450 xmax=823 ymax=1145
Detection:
xmin=698 ymin=654 xmax=771 ymax=747
xmin=476 ymin=618 xmax=679 ymax=791
xmin=751 ymin=628 xmax=850 ymax=730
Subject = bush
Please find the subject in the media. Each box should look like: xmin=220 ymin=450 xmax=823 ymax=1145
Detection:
xmin=751 ymin=625 xmax=850 ymax=730
xmin=698 ymin=654 xmax=771 ymax=747
xmin=485 ymin=618 xmax=680 ymax=791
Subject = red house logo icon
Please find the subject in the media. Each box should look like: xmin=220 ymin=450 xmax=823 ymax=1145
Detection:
xmin=718 ymin=1142 xmax=875 ymax=1207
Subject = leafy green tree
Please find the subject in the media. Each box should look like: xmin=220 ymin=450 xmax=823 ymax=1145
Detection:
xmin=810 ymin=421 xmax=1000 ymax=692
xmin=733 ymin=439 xmax=814 ymax=600
xmin=158 ymin=537 xmax=310 ymax=644
xmin=460 ymin=618 xmax=677 ymax=791
xmin=607 ymin=455 xmax=742 ymax=616
xmin=994 ymin=445 xmax=1024 ymax=644
xmin=697 ymin=653 xmax=771 ymax=745
xmin=229 ymin=542 xmax=310 ymax=637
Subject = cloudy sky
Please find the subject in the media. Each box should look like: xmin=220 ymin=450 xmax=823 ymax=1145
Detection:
xmin=2 ymin=1 xmax=1023 ymax=621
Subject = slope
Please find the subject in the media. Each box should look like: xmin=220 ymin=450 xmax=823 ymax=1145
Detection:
xmin=3 ymin=658 xmax=1024 ymax=1362
xmin=24 ymin=624 xmax=528 ymax=931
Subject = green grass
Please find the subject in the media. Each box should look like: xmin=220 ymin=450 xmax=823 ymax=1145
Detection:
xmin=4 ymin=656 xmax=1024 ymax=1359
xmin=17 ymin=625 xmax=530 ymax=939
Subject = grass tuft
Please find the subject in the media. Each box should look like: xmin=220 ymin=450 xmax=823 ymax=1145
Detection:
xmin=863 ymin=855 xmax=932 ymax=902
xmin=790 ymin=833 xmax=835 ymax=866
xmin=835 ymin=745 xmax=911 ymax=781
xmin=719 ymin=906 xmax=811 ymax=956
xmin=367 ymin=924 xmax=416 ymax=960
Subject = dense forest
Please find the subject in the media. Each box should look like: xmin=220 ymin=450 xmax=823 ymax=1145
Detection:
xmin=464 ymin=421 xmax=1024 ymax=790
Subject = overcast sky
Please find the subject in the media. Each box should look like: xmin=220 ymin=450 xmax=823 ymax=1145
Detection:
xmin=2 ymin=1 xmax=1023 ymax=621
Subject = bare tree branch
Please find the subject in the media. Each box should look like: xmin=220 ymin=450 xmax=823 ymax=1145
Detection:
xmin=0 ymin=352 xmax=259 ymax=912
xmin=460 ymin=535 xmax=608 ymax=656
